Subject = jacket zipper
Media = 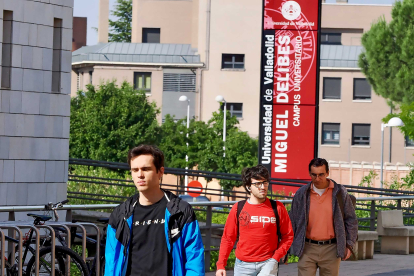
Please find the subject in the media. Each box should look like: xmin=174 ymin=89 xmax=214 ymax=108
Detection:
xmin=121 ymin=216 xmax=132 ymax=276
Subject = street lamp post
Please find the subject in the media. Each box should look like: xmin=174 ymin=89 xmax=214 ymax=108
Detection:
xmin=179 ymin=95 xmax=190 ymax=193
xmin=380 ymin=117 xmax=404 ymax=188
xmin=215 ymin=95 xmax=226 ymax=157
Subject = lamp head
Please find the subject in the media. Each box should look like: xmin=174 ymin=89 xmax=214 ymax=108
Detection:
xmin=387 ymin=117 xmax=404 ymax=127
xmin=179 ymin=95 xmax=188 ymax=102
xmin=215 ymin=95 xmax=225 ymax=102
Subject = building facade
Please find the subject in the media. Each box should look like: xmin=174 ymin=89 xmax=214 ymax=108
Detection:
xmin=72 ymin=16 xmax=87 ymax=51
xmin=74 ymin=0 xmax=414 ymax=165
xmin=0 ymin=0 xmax=73 ymax=214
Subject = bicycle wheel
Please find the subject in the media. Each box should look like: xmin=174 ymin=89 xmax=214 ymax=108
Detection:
xmin=25 ymin=246 xmax=88 ymax=276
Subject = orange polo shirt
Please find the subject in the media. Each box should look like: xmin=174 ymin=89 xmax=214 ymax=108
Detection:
xmin=306 ymin=180 xmax=335 ymax=241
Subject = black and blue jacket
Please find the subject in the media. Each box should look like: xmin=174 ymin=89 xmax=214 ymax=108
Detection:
xmin=104 ymin=190 xmax=205 ymax=276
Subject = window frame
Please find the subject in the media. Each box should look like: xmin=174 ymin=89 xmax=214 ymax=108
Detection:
xmin=321 ymin=123 xmax=340 ymax=145
xmin=320 ymin=33 xmax=342 ymax=45
xmin=221 ymin=54 xmax=245 ymax=70
xmin=142 ymin=28 xmax=160 ymax=43
xmin=221 ymin=102 xmax=243 ymax=118
xmin=405 ymin=136 xmax=414 ymax=147
xmin=134 ymin=72 xmax=152 ymax=94
xmin=352 ymin=123 xmax=371 ymax=146
xmin=322 ymin=77 xmax=341 ymax=100
xmin=353 ymin=78 xmax=372 ymax=100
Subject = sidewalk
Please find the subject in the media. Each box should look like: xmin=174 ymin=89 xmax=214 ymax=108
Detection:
xmin=206 ymin=254 xmax=414 ymax=276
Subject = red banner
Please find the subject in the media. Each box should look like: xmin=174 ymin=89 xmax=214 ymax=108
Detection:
xmin=259 ymin=0 xmax=321 ymax=182
xmin=271 ymin=105 xmax=316 ymax=179
xmin=264 ymin=0 xmax=320 ymax=31
xmin=273 ymin=29 xmax=317 ymax=105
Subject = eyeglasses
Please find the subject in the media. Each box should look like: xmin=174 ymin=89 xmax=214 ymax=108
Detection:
xmin=310 ymin=173 xmax=327 ymax=178
xmin=251 ymin=181 xmax=269 ymax=188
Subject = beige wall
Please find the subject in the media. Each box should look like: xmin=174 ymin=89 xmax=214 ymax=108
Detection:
xmin=131 ymin=0 xmax=195 ymax=46
xmin=318 ymin=69 xmax=414 ymax=164
xmin=200 ymin=0 xmax=262 ymax=137
xmin=322 ymin=4 xmax=392 ymax=31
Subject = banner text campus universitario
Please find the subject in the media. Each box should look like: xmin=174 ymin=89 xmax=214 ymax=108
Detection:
xmin=259 ymin=0 xmax=322 ymax=191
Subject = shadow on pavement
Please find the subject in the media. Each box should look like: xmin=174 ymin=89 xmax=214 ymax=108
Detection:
xmin=367 ymin=269 xmax=414 ymax=276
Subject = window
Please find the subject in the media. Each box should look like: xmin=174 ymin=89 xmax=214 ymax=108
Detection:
xmin=321 ymin=33 xmax=341 ymax=45
xmin=323 ymin=78 xmax=341 ymax=99
xmin=221 ymin=103 xmax=243 ymax=118
xmin=89 ymin=71 xmax=93 ymax=84
xmin=76 ymin=72 xmax=80 ymax=91
xmin=352 ymin=124 xmax=370 ymax=146
xmin=52 ymin=18 xmax=63 ymax=92
xmin=222 ymin=54 xmax=245 ymax=69
xmin=163 ymin=73 xmax=196 ymax=92
xmin=1 ymin=11 xmax=13 ymax=89
xmin=142 ymin=28 xmax=160 ymax=43
xmin=406 ymin=136 xmax=414 ymax=147
xmin=353 ymin=78 xmax=371 ymax=100
xmin=134 ymin=72 xmax=151 ymax=93
xmin=322 ymin=123 xmax=340 ymax=145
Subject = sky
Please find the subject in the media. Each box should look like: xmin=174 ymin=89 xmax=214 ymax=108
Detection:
xmin=74 ymin=0 xmax=398 ymax=46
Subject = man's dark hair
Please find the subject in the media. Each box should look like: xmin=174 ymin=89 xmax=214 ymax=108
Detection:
xmin=241 ymin=165 xmax=270 ymax=194
xmin=308 ymin=158 xmax=329 ymax=173
xmin=127 ymin=144 xmax=164 ymax=172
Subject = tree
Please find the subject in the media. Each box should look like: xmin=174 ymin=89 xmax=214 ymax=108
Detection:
xmin=109 ymin=0 xmax=132 ymax=42
xmin=197 ymin=109 xmax=258 ymax=190
xmin=358 ymin=0 xmax=414 ymax=104
xmin=158 ymin=108 xmax=259 ymax=190
xmin=70 ymin=81 xmax=160 ymax=162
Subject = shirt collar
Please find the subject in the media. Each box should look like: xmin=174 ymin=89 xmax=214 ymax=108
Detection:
xmin=311 ymin=179 xmax=334 ymax=191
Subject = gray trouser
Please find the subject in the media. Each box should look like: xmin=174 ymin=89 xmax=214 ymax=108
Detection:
xmin=234 ymin=257 xmax=279 ymax=276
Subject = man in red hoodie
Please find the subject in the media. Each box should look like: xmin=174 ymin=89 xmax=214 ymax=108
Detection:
xmin=216 ymin=165 xmax=294 ymax=276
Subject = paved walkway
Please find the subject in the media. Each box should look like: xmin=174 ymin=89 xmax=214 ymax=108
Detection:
xmin=206 ymin=254 xmax=414 ymax=276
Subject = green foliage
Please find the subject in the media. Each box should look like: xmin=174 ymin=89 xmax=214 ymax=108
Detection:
xmin=197 ymin=108 xmax=258 ymax=190
xmin=359 ymin=0 xmax=414 ymax=104
xmin=160 ymin=108 xmax=258 ymax=190
xmin=68 ymin=165 xmax=136 ymax=205
xmin=384 ymin=103 xmax=414 ymax=140
xmin=358 ymin=170 xmax=378 ymax=188
xmin=70 ymin=81 xmax=160 ymax=163
xmin=109 ymin=0 xmax=132 ymax=42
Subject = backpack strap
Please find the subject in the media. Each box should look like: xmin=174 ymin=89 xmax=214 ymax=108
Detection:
xmin=270 ymin=199 xmax=288 ymax=264
xmin=236 ymin=200 xmax=247 ymax=238
xmin=336 ymin=188 xmax=345 ymax=221
xmin=270 ymin=200 xmax=281 ymax=243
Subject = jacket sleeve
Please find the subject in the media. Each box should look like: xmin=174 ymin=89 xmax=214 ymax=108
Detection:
xmin=182 ymin=210 xmax=205 ymax=275
xmin=342 ymin=188 xmax=358 ymax=248
xmin=289 ymin=197 xmax=297 ymax=236
xmin=272 ymin=202 xmax=294 ymax=261
xmin=104 ymin=224 xmax=117 ymax=276
xmin=216 ymin=204 xmax=238 ymax=270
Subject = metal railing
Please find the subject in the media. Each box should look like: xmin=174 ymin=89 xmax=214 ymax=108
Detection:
xmin=0 ymin=205 xmax=104 ymax=276
xmin=68 ymin=158 xmax=414 ymax=205
xmin=2 ymin=195 xmax=414 ymax=273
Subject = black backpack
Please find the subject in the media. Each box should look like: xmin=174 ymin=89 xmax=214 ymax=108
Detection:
xmin=236 ymin=199 xmax=288 ymax=263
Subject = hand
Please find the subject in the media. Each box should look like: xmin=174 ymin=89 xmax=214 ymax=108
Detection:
xmin=216 ymin=269 xmax=226 ymax=276
xmin=343 ymin=248 xmax=352 ymax=260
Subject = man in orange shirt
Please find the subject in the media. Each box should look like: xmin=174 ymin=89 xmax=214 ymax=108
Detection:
xmin=290 ymin=158 xmax=358 ymax=276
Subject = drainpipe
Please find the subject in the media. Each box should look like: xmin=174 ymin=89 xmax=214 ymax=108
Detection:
xmin=205 ymin=0 xmax=211 ymax=70
xmin=197 ymin=68 xmax=202 ymax=119
xmin=197 ymin=0 xmax=211 ymax=121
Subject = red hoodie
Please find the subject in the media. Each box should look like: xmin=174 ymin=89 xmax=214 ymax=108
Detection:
xmin=216 ymin=198 xmax=294 ymax=270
